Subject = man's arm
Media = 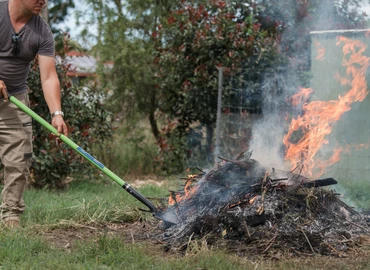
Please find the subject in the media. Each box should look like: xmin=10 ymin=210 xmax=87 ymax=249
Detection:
xmin=38 ymin=55 xmax=68 ymax=136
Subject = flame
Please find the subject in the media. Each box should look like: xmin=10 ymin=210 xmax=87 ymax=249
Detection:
xmin=249 ymin=195 xmax=259 ymax=204
xmin=291 ymin=87 xmax=314 ymax=106
xmin=335 ymin=72 xmax=350 ymax=86
xmin=284 ymin=36 xmax=370 ymax=177
xmin=314 ymin=40 xmax=326 ymax=61
xmin=168 ymin=193 xmax=182 ymax=205
xmin=168 ymin=174 xmax=200 ymax=206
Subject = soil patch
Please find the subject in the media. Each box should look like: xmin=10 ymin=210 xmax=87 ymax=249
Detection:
xmin=36 ymin=221 xmax=160 ymax=249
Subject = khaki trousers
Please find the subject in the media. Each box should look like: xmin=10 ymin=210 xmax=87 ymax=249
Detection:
xmin=0 ymin=93 xmax=33 ymax=221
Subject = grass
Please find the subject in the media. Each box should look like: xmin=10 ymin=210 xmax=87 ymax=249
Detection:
xmin=22 ymin=177 xmax=172 ymax=226
xmin=1 ymin=229 xmax=370 ymax=270
xmin=0 ymin=177 xmax=370 ymax=269
xmin=95 ymin=119 xmax=160 ymax=178
xmin=0 ymin=230 xmax=247 ymax=269
xmin=335 ymin=179 xmax=370 ymax=212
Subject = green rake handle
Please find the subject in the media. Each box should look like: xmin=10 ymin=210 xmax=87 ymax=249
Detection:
xmin=9 ymin=95 xmax=158 ymax=214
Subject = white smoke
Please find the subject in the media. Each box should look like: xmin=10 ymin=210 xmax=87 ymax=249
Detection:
xmin=248 ymin=68 xmax=301 ymax=170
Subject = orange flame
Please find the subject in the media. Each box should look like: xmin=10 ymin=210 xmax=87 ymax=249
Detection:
xmin=168 ymin=175 xmax=200 ymax=206
xmin=314 ymin=40 xmax=326 ymax=61
xmin=249 ymin=195 xmax=259 ymax=204
xmin=168 ymin=193 xmax=182 ymax=205
xmin=284 ymin=36 xmax=370 ymax=177
xmin=335 ymin=72 xmax=350 ymax=86
xmin=291 ymin=87 xmax=314 ymax=106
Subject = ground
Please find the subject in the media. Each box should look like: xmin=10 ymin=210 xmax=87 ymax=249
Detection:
xmin=33 ymin=219 xmax=370 ymax=269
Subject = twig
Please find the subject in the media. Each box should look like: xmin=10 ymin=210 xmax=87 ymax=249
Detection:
xmin=326 ymin=243 xmax=343 ymax=257
xmin=290 ymin=164 xmax=300 ymax=173
xmin=131 ymin=232 xmax=135 ymax=244
xmin=346 ymin=219 xmax=369 ymax=233
xmin=262 ymin=171 xmax=269 ymax=185
xmin=242 ymin=219 xmax=251 ymax=238
xmin=300 ymin=229 xmax=315 ymax=254
xmin=256 ymin=174 xmax=269 ymax=215
xmin=263 ymin=231 xmax=278 ymax=253
xmin=196 ymin=167 xmax=205 ymax=173
xmin=217 ymin=156 xmax=252 ymax=169
xmin=250 ymin=178 xmax=288 ymax=187
xmin=183 ymin=232 xmax=195 ymax=254
xmin=154 ymin=238 xmax=166 ymax=244
xmin=323 ymin=256 xmax=332 ymax=268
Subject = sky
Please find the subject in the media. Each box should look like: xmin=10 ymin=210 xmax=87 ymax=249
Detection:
xmin=57 ymin=2 xmax=96 ymax=40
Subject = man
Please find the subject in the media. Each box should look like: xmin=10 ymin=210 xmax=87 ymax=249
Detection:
xmin=0 ymin=0 xmax=68 ymax=228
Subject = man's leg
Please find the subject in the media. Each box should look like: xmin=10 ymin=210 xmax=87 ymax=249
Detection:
xmin=0 ymin=93 xmax=33 ymax=225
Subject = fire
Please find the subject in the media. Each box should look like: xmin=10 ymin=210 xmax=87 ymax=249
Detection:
xmin=168 ymin=174 xmax=199 ymax=206
xmin=335 ymin=72 xmax=350 ymax=86
xmin=314 ymin=40 xmax=326 ymax=61
xmin=291 ymin=87 xmax=313 ymax=106
xmin=284 ymin=36 xmax=370 ymax=177
xmin=249 ymin=195 xmax=259 ymax=204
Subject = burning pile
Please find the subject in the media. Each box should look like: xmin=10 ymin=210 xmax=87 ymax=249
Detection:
xmin=157 ymin=155 xmax=370 ymax=257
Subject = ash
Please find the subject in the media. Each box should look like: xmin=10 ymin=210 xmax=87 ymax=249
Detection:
xmin=157 ymin=158 xmax=370 ymax=257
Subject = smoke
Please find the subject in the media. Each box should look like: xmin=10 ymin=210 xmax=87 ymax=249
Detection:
xmin=248 ymin=70 xmax=299 ymax=170
xmin=248 ymin=0 xmax=368 ymax=172
xmin=245 ymin=1 xmax=315 ymax=170
xmin=217 ymin=1 xmax=369 ymax=176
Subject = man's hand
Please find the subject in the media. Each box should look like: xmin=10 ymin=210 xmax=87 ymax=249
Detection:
xmin=52 ymin=115 xmax=68 ymax=137
xmin=0 ymin=80 xmax=9 ymax=101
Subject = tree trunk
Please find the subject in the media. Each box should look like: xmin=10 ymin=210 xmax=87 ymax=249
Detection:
xmin=149 ymin=91 xmax=160 ymax=140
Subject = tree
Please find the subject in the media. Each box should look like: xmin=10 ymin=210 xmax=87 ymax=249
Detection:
xmin=48 ymin=0 xmax=75 ymax=30
xmin=40 ymin=0 xmax=80 ymax=54
xmin=153 ymin=1 xmax=277 ymax=165
xmin=78 ymin=0 xmax=176 ymax=141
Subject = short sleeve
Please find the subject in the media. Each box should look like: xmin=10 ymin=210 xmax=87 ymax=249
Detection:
xmin=37 ymin=28 xmax=55 ymax=57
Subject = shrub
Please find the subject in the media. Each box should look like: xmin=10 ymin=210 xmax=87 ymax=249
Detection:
xmin=26 ymin=55 xmax=113 ymax=188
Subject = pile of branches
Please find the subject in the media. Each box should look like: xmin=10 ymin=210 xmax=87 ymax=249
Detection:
xmin=157 ymin=157 xmax=370 ymax=257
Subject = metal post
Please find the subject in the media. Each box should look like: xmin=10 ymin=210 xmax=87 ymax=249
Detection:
xmin=215 ymin=67 xmax=223 ymax=167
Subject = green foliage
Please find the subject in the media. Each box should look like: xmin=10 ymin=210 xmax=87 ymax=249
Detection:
xmin=48 ymin=0 xmax=75 ymax=29
xmin=153 ymin=1 xmax=278 ymax=169
xmin=88 ymin=0 xmax=176 ymax=139
xmin=48 ymin=0 xmax=77 ymax=53
xmin=156 ymin=120 xmax=189 ymax=174
xmin=155 ymin=2 xmax=275 ymax=126
xmin=26 ymin=53 xmax=113 ymax=188
xmin=79 ymin=0 xmax=180 ymax=172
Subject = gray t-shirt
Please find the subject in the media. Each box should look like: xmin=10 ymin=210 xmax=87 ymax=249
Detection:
xmin=0 ymin=0 xmax=55 ymax=95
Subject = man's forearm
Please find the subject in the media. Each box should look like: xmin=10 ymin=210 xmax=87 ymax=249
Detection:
xmin=42 ymin=78 xmax=62 ymax=114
